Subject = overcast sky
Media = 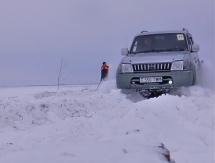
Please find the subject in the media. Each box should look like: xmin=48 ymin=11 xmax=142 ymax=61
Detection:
xmin=0 ymin=0 xmax=214 ymax=87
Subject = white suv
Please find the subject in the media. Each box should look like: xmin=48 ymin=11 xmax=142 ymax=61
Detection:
xmin=116 ymin=28 xmax=202 ymax=97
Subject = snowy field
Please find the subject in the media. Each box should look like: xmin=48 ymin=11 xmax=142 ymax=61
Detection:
xmin=0 ymin=80 xmax=214 ymax=163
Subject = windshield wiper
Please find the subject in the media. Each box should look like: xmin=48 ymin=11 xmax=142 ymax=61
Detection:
xmin=133 ymin=48 xmax=186 ymax=54
xmin=163 ymin=48 xmax=186 ymax=51
xmin=134 ymin=49 xmax=161 ymax=54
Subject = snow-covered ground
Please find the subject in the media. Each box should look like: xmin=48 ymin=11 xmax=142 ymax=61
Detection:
xmin=0 ymin=80 xmax=214 ymax=163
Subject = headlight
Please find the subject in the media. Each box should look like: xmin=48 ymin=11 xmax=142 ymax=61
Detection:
xmin=171 ymin=60 xmax=190 ymax=70
xmin=171 ymin=61 xmax=183 ymax=70
xmin=118 ymin=64 xmax=133 ymax=73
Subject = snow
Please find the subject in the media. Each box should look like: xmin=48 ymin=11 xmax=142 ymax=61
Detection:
xmin=0 ymin=81 xmax=214 ymax=163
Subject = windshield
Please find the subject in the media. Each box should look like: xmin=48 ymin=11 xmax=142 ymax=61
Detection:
xmin=130 ymin=33 xmax=188 ymax=54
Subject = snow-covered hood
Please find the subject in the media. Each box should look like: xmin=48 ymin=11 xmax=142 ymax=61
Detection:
xmin=122 ymin=52 xmax=187 ymax=64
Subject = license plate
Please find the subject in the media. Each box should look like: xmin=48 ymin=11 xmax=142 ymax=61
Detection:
xmin=140 ymin=77 xmax=162 ymax=83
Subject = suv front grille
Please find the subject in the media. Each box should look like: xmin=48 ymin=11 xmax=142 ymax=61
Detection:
xmin=132 ymin=63 xmax=172 ymax=72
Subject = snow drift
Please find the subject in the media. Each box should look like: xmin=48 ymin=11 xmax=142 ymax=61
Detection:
xmin=0 ymin=82 xmax=214 ymax=163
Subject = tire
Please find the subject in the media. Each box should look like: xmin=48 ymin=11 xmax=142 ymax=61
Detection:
xmin=192 ymin=75 xmax=196 ymax=86
xmin=196 ymin=64 xmax=203 ymax=86
xmin=191 ymin=69 xmax=197 ymax=86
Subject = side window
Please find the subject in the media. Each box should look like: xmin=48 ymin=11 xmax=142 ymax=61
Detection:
xmin=187 ymin=35 xmax=191 ymax=45
xmin=190 ymin=37 xmax=195 ymax=44
xmin=187 ymin=35 xmax=194 ymax=45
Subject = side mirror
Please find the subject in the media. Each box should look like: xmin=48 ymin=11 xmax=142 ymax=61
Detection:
xmin=191 ymin=44 xmax=200 ymax=52
xmin=121 ymin=48 xmax=129 ymax=56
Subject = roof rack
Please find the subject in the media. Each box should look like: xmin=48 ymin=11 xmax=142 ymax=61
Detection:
xmin=182 ymin=28 xmax=189 ymax=33
xmin=141 ymin=30 xmax=148 ymax=33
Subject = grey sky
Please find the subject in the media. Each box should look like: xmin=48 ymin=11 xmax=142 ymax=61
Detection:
xmin=0 ymin=0 xmax=214 ymax=87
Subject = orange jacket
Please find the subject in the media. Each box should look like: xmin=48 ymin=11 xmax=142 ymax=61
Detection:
xmin=101 ymin=65 xmax=109 ymax=70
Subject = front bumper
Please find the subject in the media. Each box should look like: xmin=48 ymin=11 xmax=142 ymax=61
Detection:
xmin=116 ymin=70 xmax=194 ymax=90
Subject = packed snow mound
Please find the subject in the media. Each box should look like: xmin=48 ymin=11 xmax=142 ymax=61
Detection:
xmin=0 ymin=84 xmax=214 ymax=163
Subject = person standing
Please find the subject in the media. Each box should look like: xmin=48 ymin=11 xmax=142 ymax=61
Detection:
xmin=101 ymin=62 xmax=109 ymax=81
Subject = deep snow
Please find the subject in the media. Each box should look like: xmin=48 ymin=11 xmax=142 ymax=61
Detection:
xmin=0 ymin=80 xmax=214 ymax=163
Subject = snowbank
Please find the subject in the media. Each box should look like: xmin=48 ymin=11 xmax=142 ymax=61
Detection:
xmin=0 ymin=82 xmax=214 ymax=163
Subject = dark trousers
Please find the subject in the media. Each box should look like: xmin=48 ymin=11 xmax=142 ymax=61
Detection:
xmin=101 ymin=69 xmax=108 ymax=81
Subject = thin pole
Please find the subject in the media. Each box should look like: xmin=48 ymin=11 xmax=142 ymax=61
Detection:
xmin=95 ymin=80 xmax=102 ymax=91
